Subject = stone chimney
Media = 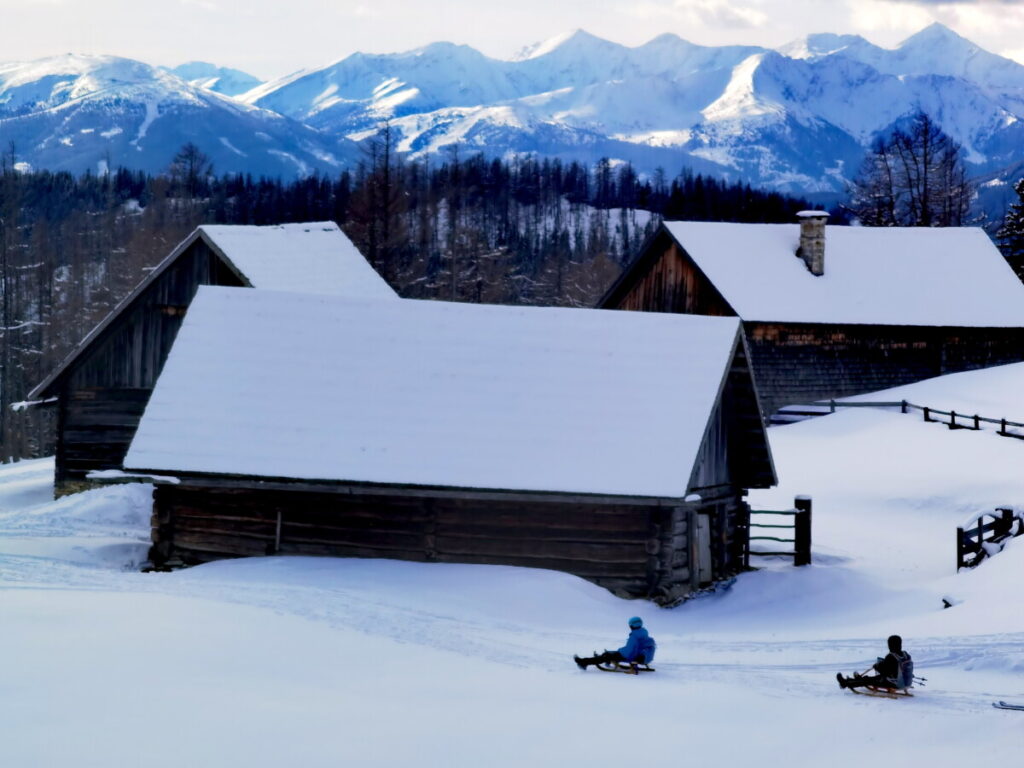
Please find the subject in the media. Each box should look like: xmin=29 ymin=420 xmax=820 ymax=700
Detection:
xmin=796 ymin=210 xmax=829 ymax=276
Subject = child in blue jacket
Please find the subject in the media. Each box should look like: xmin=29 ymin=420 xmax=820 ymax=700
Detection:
xmin=574 ymin=617 xmax=656 ymax=669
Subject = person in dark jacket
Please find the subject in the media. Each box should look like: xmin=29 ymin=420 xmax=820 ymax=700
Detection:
xmin=836 ymin=635 xmax=912 ymax=690
xmin=574 ymin=617 xmax=656 ymax=670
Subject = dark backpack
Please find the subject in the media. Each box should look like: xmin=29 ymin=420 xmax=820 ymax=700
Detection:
xmin=891 ymin=651 xmax=914 ymax=688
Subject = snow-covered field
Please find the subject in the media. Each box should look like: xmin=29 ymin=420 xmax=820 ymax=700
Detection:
xmin=3 ymin=365 xmax=1024 ymax=766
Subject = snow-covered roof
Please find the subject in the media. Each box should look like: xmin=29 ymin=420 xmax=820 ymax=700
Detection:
xmin=661 ymin=221 xmax=1024 ymax=327
xmin=199 ymin=222 xmax=396 ymax=298
xmin=125 ymin=287 xmax=747 ymax=498
xmin=29 ymin=221 xmax=393 ymax=400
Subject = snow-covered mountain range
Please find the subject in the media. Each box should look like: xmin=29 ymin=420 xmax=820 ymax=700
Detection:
xmin=5 ymin=23 xmax=1024 ymax=202
xmin=0 ymin=55 xmax=355 ymax=178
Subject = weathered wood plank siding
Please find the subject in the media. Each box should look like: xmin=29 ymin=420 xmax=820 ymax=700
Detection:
xmin=149 ymin=484 xmax=748 ymax=604
xmin=55 ymin=242 xmax=243 ymax=489
xmin=613 ymin=240 xmax=734 ymax=316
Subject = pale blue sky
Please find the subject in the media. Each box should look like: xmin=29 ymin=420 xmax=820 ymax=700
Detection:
xmin=4 ymin=0 xmax=1024 ymax=79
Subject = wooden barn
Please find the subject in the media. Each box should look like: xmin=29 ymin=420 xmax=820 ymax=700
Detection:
xmin=601 ymin=215 xmax=1024 ymax=417
xmin=28 ymin=222 xmax=396 ymax=495
xmin=123 ymin=287 xmax=776 ymax=604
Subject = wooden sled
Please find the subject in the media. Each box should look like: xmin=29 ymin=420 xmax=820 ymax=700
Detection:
xmin=850 ymin=686 xmax=913 ymax=699
xmin=595 ymin=661 xmax=655 ymax=675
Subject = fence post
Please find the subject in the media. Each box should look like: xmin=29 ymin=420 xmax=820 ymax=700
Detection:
xmin=956 ymin=527 xmax=964 ymax=571
xmin=688 ymin=509 xmax=700 ymax=592
xmin=794 ymin=496 xmax=812 ymax=566
xmin=1000 ymin=418 xmax=1008 ymax=436
xmin=830 ymin=399 xmax=836 ymax=414
xmin=901 ymin=400 xmax=908 ymax=414
xmin=951 ymin=410 xmax=957 ymax=428
xmin=923 ymin=407 xmax=931 ymax=423
xmin=997 ymin=508 xmax=1014 ymax=538
xmin=740 ymin=503 xmax=751 ymax=570
xmin=973 ymin=414 xmax=981 ymax=430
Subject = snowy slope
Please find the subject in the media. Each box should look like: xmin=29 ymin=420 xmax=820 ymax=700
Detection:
xmin=0 ymin=54 xmax=356 ymax=177
xmin=3 ymin=359 xmax=1024 ymax=764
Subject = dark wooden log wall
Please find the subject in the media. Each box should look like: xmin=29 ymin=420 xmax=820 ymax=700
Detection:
xmin=745 ymin=322 xmax=1024 ymax=416
xmin=55 ymin=241 xmax=243 ymax=491
xmin=149 ymin=483 xmax=750 ymax=605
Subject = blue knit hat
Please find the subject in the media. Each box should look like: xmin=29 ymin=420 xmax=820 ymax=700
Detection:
xmin=628 ymin=616 xmax=643 ymax=628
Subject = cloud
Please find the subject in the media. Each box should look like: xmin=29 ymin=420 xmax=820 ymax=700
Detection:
xmin=623 ymin=0 xmax=768 ymax=28
xmin=885 ymin=1 xmax=1024 ymax=4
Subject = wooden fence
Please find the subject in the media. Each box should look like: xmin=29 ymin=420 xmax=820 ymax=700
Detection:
xmin=745 ymin=496 xmax=811 ymax=567
xmin=774 ymin=399 xmax=1024 ymax=441
xmin=957 ymin=508 xmax=1024 ymax=571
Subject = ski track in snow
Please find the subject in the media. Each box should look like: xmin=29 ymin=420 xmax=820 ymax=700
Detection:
xmin=0 ymin=544 xmax=1019 ymax=716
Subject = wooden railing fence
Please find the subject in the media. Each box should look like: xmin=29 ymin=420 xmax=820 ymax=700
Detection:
xmin=745 ymin=496 xmax=811 ymax=568
xmin=957 ymin=507 xmax=1024 ymax=571
xmin=774 ymin=399 xmax=1024 ymax=441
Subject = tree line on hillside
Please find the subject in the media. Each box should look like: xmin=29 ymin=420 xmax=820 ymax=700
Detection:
xmin=0 ymin=142 xmax=817 ymax=462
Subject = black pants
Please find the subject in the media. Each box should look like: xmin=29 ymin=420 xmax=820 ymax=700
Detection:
xmin=579 ymin=651 xmax=647 ymax=667
xmin=581 ymin=655 xmax=626 ymax=667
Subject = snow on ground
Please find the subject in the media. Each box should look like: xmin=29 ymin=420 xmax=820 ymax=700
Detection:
xmin=3 ymin=366 xmax=1024 ymax=765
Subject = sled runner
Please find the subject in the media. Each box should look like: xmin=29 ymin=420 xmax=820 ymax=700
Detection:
xmin=595 ymin=661 xmax=655 ymax=675
xmin=849 ymin=685 xmax=914 ymax=700
xmin=992 ymin=700 xmax=1024 ymax=711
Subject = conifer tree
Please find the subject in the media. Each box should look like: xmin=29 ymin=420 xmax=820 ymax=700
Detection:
xmin=997 ymin=178 xmax=1024 ymax=279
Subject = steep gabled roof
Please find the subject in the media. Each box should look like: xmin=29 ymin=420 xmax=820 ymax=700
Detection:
xmin=125 ymin=287 xmax=770 ymax=498
xmin=197 ymin=222 xmax=397 ymax=299
xmin=29 ymin=222 xmax=393 ymax=400
xmin=609 ymin=221 xmax=1024 ymax=327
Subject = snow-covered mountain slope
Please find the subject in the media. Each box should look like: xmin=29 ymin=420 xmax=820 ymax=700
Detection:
xmin=0 ymin=55 xmax=355 ymax=177
xmin=164 ymin=61 xmax=263 ymax=97
xmin=244 ymin=24 xmax=1024 ymax=194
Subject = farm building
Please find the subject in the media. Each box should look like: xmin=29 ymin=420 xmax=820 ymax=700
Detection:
xmin=29 ymin=222 xmax=395 ymax=495
xmin=600 ymin=215 xmax=1024 ymax=417
xmin=123 ymin=287 xmax=776 ymax=604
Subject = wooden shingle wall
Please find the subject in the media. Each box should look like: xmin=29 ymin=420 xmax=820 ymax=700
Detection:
xmin=745 ymin=322 xmax=1024 ymax=415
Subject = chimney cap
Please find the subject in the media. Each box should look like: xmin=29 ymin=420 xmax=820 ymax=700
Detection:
xmin=797 ymin=210 xmax=830 ymax=219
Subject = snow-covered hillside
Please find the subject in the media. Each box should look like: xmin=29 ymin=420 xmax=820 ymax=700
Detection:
xmin=0 ymin=54 xmax=356 ymax=177
xmin=2 ymin=364 xmax=1023 ymax=765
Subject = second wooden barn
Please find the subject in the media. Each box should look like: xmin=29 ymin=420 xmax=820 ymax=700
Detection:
xmin=601 ymin=215 xmax=1024 ymax=417
xmin=124 ymin=287 xmax=776 ymax=604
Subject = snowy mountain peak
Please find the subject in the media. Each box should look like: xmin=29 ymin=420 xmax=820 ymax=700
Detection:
xmin=512 ymin=29 xmax=615 ymax=61
xmin=165 ymin=61 xmax=263 ymax=97
xmin=778 ymin=33 xmax=874 ymax=60
xmin=899 ymin=22 xmax=973 ymax=51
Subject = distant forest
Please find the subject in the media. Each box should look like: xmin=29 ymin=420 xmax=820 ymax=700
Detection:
xmin=0 ymin=142 xmax=817 ymax=461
